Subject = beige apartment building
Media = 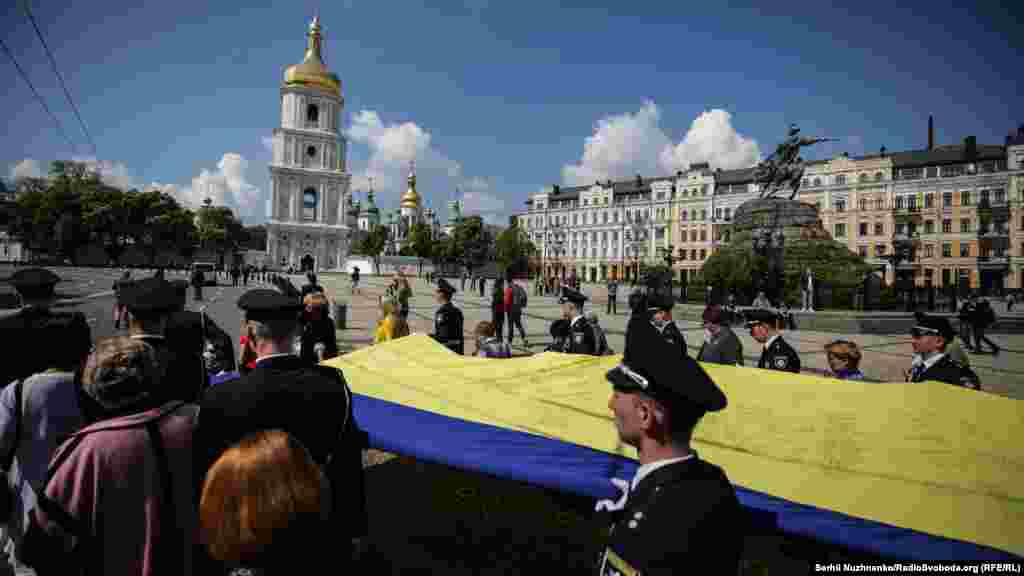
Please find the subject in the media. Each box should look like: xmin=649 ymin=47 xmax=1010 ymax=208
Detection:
xmin=516 ymin=126 xmax=1024 ymax=294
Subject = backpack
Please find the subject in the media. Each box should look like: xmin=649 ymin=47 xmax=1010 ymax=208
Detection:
xmin=512 ymin=283 xmax=528 ymax=309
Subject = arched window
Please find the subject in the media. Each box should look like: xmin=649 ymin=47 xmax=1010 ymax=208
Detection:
xmin=307 ymin=104 xmax=319 ymax=125
xmin=303 ymin=188 xmax=317 ymax=220
xmin=813 ymin=177 xmax=822 ymax=186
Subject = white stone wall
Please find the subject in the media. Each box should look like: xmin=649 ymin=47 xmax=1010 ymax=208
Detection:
xmin=267 ymin=84 xmax=351 ymax=270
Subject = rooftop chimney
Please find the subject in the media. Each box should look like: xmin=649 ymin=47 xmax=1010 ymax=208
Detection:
xmin=676 ymin=170 xmax=683 ymax=177
xmin=880 ymin=145 xmax=887 ymax=157
xmin=552 ymin=184 xmax=560 ymax=195
xmin=928 ymin=115 xmax=934 ymax=150
xmin=635 ymin=174 xmax=643 ymax=187
xmin=964 ymin=136 xmax=977 ymax=160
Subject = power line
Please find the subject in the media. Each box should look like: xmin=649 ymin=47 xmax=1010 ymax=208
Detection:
xmin=0 ymin=36 xmax=77 ymax=154
xmin=22 ymin=0 xmax=96 ymax=157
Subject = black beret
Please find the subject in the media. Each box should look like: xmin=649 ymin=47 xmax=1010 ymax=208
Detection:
xmin=8 ymin=267 xmax=61 ymax=298
xmin=607 ymin=318 xmax=726 ymax=412
xmin=237 ymin=288 xmax=303 ymax=322
xmin=436 ymin=278 xmax=456 ymax=295
xmin=912 ymin=314 xmax=955 ymax=341
xmin=120 ymin=278 xmax=179 ymax=315
xmin=744 ymin=308 xmax=779 ymax=327
xmin=558 ymin=286 xmax=588 ymax=306
xmin=646 ymin=292 xmax=675 ymax=312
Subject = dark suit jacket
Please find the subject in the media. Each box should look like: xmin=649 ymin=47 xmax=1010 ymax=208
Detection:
xmin=300 ymin=317 xmax=338 ymax=363
xmin=757 ymin=335 xmax=801 ymax=373
xmin=431 ymin=302 xmax=465 ymax=355
xmin=657 ymin=321 xmax=688 ymax=357
xmin=196 ymin=355 xmax=366 ymax=537
xmin=562 ymin=316 xmax=598 ymax=355
xmin=698 ymin=326 xmax=744 ymax=366
xmin=911 ymin=355 xmax=969 ymax=386
xmin=598 ymin=457 xmax=743 ymax=575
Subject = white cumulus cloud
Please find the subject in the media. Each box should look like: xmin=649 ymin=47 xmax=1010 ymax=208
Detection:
xmin=562 ymin=102 xmax=761 ymax=186
xmin=658 ymin=109 xmax=761 ymax=173
xmin=172 ymin=153 xmax=263 ymax=221
xmin=346 ymin=109 xmax=500 ymax=222
xmin=9 ymin=158 xmax=42 ymax=180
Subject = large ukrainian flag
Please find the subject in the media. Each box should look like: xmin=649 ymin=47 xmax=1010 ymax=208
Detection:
xmin=218 ymin=334 xmax=1023 ymax=560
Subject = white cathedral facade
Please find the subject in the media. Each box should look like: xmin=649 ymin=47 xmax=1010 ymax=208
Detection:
xmin=266 ymin=16 xmax=351 ymax=272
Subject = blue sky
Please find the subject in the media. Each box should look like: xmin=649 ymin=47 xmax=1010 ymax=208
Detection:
xmin=3 ymin=0 xmax=1021 ymax=225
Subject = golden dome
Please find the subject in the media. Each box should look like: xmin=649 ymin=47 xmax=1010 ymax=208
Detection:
xmin=283 ymin=16 xmax=342 ymax=98
xmin=400 ymin=165 xmax=421 ymax=209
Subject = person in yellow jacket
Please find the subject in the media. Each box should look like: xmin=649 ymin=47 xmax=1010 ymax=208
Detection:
xmin=374 ymin=298 xmax=410 ymax=343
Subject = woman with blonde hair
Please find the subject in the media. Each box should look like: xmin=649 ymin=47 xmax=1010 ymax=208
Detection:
xmin=374 ymin=298 xmax=410 ymax=343
xmin=199 ymin=430 xmax=330 ymax=574
xmin=824 ymin=340 xmax=865 ymax=381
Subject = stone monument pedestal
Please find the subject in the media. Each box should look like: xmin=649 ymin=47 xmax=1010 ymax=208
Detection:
xmin=732 ymin=198 xmax=826 ymax=305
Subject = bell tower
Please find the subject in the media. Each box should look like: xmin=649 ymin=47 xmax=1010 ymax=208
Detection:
xmin=266 ymin=16 xmax=352 ymax=272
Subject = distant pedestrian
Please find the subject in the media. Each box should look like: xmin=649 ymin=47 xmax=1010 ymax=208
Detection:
xmin=606 ymin=277 xmax=618 ymax=315
xmin=191 ymin=267 xmax=205 ymax=301
xmin=491 ymin=278 xmax=506 ymax=341
xmin=506 ymin=278 xmax=528 ymax=346
xmin=970 ymin=297 xmax=1000 ymax=355
xmin=351 ymin=266 xmax=361 ymax=295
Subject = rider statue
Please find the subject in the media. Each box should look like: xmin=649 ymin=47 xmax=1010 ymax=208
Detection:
xmin=757 ymin=124 xmax=835 ymax=200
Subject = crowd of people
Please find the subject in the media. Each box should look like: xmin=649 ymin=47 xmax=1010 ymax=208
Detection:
xmin=0 ymin=267 xmax=349 ymax=575
xmin=0 ymin=263 xmax=1000 ymax=575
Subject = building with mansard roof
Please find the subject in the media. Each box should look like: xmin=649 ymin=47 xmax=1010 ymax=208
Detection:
xmin=514 ymin=120 xmax=1024 ymax=295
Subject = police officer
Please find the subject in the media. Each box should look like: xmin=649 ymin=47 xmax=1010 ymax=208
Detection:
xmin=597 ymin=318 xmax=742 ymax=574
xmin=907 ymin=314 xmax=979 ymax=388
xmin=1 ymin=268 xmax=89 ymax=386
xmin=430 ymin=278 xmax=465 ymax=355
xmin=121 ymin=277 xmax=208 ymax=403
xmin=196 ymin=289 xmax=367 ymax=570
xmin=745 ymin=308 xmax=801 ymax=373
xmin=647 ymin=292 xmax=688 ymax=357
xmin=556 ymin=285 xmax=598 ymax=355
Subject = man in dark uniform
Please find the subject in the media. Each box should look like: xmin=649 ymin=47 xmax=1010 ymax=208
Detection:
xmin=597 ymin=318 xmax=742 ymax=575
xmin=907 ymin=314 xmax=979 ymax=388
xmin=745 ymin=308 xmax=801 ymax=373
xmin=647 ymin=292 xmax=688 ymax=357
xmin=121 ymin=277 xmax=209 ymax=403
xmin=165 ymin=279 xmax=235 ymax=381
xmin=556 ymin=285 xmax=598 ymax=355
xmin=301 ymin=272 xmax=324 ymax=298
xmin=1 ymin=268 xmax=89 ymax=387
xmin=195 ymin=289 xmax=368 ymax=571
xmin=430 ymin=278 xmax=464 ymax=355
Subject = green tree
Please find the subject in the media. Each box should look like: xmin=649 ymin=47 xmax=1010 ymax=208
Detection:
xmin=81 ymin=185 xmax=132 ymax=264
xmin=408 ymin=223 xmax=435 ymax=276
xmin=451 ymin=215 xmax=491 ymax=274
xmin=196 ymin=199 xmax=245 ymax=264
xmin=357 ymin=225 xmax=388 ymax=274
xmin=495 ymin=226 xmax=536 ymax=277
xmin=11 ymin=182 xmax=53 ymax=258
